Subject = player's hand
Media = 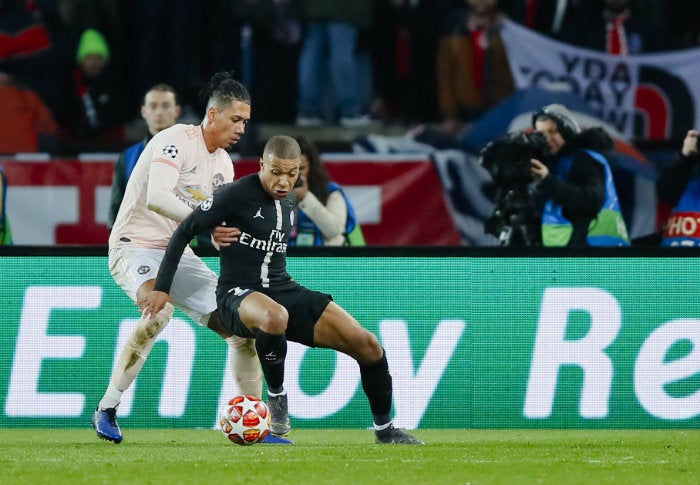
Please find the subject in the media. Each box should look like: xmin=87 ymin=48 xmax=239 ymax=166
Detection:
xmin=293 ymin=175 xmax=308 ymax=201
xmin=212 ymin=222 xmax=241 ymax=248
xmin=682 ymin=129 xmax=699 ymax=157
xmin=138 ymin=291 xmax=173 ymax=318
xmin=531 ymin=158 xmax=549 ymax=181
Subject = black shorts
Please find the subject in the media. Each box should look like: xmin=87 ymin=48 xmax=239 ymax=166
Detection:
xmin=218 ymin=282 xmax=333 ymax=347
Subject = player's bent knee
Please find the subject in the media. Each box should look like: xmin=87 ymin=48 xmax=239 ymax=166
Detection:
xmin=356 ymin=332 xmax=383 ymax=361
xmin=257 ymin=306 xmax=288 ymax=334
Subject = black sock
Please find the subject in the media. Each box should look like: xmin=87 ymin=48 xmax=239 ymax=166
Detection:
xmin=254 ymin=330 xmax=287 ymax=391
xmin=359 ymin=349 xmax=392 ymax=426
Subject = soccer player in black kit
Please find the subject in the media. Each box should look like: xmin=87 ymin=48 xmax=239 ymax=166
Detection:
xmin=140 ymin=135 xmax=424 ymax=445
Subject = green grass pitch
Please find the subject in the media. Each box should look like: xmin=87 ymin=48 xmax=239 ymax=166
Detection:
xmin=1 ymin=428 xmax=697 ymax=485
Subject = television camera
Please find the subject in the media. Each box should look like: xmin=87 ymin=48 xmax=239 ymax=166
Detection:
xmin=479 ymin=131 xmax=547 ymax=247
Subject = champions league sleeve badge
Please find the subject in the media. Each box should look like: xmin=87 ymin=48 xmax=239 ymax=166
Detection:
xmin=201 ymin=196 xmax=214 ymax=211
xmin=162 ymin=144 xmax=179 ymax=159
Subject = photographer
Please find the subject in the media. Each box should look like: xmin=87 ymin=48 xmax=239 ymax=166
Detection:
xmin=530 ymin=104 xmax=629 ymax=247
xmin=656 ymin=129 xmax=700 ymax=246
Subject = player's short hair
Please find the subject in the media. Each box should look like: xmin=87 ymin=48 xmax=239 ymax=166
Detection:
xmin=202 ymin=71 xmax=251 ymax=111
xmin=263 ymin=135 xmax=301 ymax=161
xmin=143 ymin=83 xmax=179 ymax=106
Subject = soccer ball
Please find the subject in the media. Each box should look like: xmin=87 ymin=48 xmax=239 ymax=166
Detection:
xmin=219 ymin=395 xmax=270 ymax=446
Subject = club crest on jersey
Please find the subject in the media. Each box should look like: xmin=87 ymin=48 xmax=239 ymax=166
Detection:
xmin=201 ymin=196 xmax=214 ymax=211
xmin=213 ymin=173 xmax=224 ymax=188
xmin=137 ymin=265 xmax=151 ymax=275
xmin=162 ymin=144 xmax=179 ymax=159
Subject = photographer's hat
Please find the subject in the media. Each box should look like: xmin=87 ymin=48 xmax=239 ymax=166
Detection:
xmin=532 ymin=104 xmax=581 ymax=140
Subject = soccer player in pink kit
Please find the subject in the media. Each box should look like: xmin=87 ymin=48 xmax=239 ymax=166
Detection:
xmin=93 ymin=72 xmax=291 ymax=444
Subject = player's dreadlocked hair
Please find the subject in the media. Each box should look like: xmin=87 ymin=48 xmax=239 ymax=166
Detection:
xmin=201 ymin=71 xmax=251 ymax=111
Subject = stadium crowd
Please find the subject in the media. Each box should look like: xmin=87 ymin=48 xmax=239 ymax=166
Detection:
xmin=1 ymin=0 xmax=698 ymax=156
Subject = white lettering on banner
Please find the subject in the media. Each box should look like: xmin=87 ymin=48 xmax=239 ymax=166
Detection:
xmin=500 ymin=19 xmax=700 ymax=139
xmin=284 ymin=344 xmax=360 ymax=419
xmin=5 ymin=286 xmax=98 ymax=417
xmin=214 ymin=320 xmax=465 ymax=427
xmin=7 ymin=285 xmax=698 ymax=423
xmin=635 ymin=319 xmax=700 ymax=420
xmin=524 ymin=288 xmax=621 ymax=419
xmin=381 ymin=319 xmax=466 ymax=429
xmin=115 ymin=318 xmax=195 ymax=417
xmin=214 ymin=342 xmax=357 ymax=427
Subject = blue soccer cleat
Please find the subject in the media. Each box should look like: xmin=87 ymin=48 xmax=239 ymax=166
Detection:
xmin=259 ymin=433 xmax=294 ymax=444
xmin=92 ymin=407 xmax=123 ymax=443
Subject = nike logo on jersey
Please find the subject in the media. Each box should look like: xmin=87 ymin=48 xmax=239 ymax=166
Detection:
xmin=254 ymin=207 xmax=264 ymax=219
xmin=265 ymin=351 xmax=277 ymax=361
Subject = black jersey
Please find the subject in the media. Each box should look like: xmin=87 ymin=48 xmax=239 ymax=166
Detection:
xmin=154 ymin=173 xmax=297 ymax=295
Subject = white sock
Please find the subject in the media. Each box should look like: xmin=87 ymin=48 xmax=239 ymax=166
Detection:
xmin=98 ymin=303 xmax=172 ymax=410
xmin=99 ymin=385 xmax=123 ymax=410
xmin=226 ymin=335 xmax=263 ymax=397
xmin=373 ymin=421 xmax=392 ymax=431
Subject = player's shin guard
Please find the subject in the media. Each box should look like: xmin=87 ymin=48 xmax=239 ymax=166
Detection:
xmin=254 ymin=330 xmax=287 ymax=392
xmin=227 ymin=335 xmax=263 ymax=397
xmin=98 ymin=303 xmax=174 ymax=409
xmin=359 ymin=348 xmax=393 ymax=426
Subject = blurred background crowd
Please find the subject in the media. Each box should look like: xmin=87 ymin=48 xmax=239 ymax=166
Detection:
xmin=1 ymin=0 xmax=699 ymax=156
xmin=2 ymin=0 xmax=700 ymax=248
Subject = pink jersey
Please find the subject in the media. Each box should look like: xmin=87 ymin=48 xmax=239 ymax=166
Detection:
xmin=109 ymin=123 xmax=235 ymax=249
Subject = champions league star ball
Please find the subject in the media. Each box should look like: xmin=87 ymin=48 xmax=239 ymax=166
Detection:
xmin=220 ymin=395 xmax=270 ymax=446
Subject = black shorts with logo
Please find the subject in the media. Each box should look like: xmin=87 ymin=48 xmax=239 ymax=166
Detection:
xmin=218 ymin=281 xmax=333 ymax=347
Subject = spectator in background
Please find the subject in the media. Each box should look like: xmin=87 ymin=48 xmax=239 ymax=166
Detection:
xmin=557 ymin=0 xmax=688 ymax=54
xmin=436 ymin=0 xmax=514 ymax=138
xmin=667 ymin=0 xmax=700 ymax=47
xmin=294 ymin=0 xmax=374 ymax=127
xmin=290 ymin=135 xmax=364 ymax=246
xmin=656 ymin=129 xmax=700 ymax=246
xmin=122 ymin=0 xmax=193 ymax=113
xmin=504 ymin=0 xmax=583 ymax=38
xmin=108 ymin=83 xmax=181 ymax=227
xmin=0 ymin=163 xmax=12 ymax=245
xmin=530 ymin=104 xmax=630 ymax=247
xmin=0 ymin=0 xmax=62 ymax=114
xmin=223 ymin=0 xmax=301 ymax=124
xmin=369 ymin=0 xmax=441 ymax=124
xmin=0 ymin=72 xmax=58 ymax=154
xmin=34 ymin=0 xmax=129 ymax=116
xmin=56 ymin=28 xmax=128 ymax=150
